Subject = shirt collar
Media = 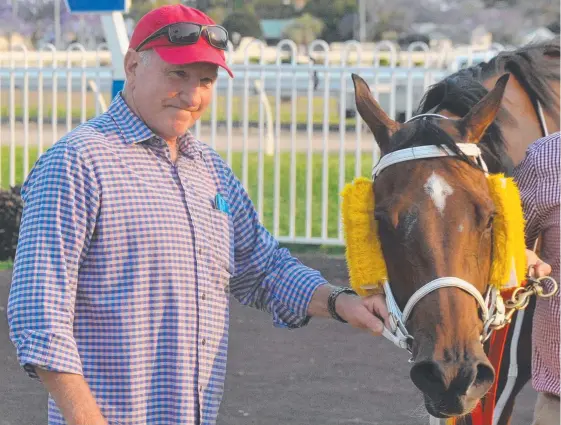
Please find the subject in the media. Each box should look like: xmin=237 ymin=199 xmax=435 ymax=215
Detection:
xmin=107 ymin=92 xmax=203 ymax=158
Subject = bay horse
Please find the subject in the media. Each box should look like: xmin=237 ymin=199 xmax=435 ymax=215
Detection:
xmin=351 ymin=72 xmax=517 ymax=424
xmin=414 ymin=37 xmax=560 ymax=425
xmin=420 ymin=37 xmax=560 ymax=173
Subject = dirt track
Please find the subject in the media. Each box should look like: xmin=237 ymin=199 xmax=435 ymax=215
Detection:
xmin=0 ymin=254 xmax=535 ymax=425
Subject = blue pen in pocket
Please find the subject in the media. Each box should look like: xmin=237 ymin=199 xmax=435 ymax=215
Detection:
xmin=214 ymin=193 xmax=230 ymax=215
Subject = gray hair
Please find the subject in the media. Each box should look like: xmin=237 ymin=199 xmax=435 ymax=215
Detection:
xmin=123 ymin=50 xmax=152 ymax=90
xmin=138 ymin=50 xmax=152 ymax=65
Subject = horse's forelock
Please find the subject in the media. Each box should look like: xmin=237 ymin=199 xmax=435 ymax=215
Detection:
xmin=415 ymin=76 xmax=512 ymax=175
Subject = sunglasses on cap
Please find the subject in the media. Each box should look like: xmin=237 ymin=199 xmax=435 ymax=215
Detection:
xmin=135 ymin=22 xmax=229 ymax=52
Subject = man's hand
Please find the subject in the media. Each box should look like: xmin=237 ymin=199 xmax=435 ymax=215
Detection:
xmin=526 ymin=248 xmax=552 ymax=278
xmin=335 ymin=293 xmax=390 ymax=336
xmin=308 ymin=284 xmax=389 ymax=336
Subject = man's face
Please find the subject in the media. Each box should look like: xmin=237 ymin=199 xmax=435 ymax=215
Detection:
xmin=124 ymin=50 xmax=218 ymax=140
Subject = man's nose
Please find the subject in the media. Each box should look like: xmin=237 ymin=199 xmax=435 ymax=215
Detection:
xmin=179 ymin=88 xmax=202 ymax=110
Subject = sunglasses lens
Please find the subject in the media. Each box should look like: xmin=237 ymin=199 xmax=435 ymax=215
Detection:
xmin=169 ymin=23 xmax=201 ymax=44
xmin=206 ymin=26 xmax=229 ymax=50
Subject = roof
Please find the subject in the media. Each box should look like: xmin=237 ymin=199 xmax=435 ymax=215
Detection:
xmin=260 ymin=19 xmax=294 ymax=39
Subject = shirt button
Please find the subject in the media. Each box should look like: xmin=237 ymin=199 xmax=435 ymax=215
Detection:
xmin=199 ymin=385 xmax=203 ymax=392
xmin=198 ymin=248 xmax=202 ymax=255
xmin=201 ymin=293 xmax=206 ymax=300
xmin=201 ymin=339 xmax=206 ymax=346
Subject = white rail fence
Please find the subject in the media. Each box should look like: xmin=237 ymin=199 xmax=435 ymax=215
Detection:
xmin=0 ymin=40 xmax=501 ymax=246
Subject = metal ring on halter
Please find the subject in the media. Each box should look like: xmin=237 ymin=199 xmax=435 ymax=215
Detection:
xmin=527 ymin=263 xmax=559 ymax=297
xmin=534 ymin=276 xmax=559 ymax=298
xmin=504 ymin=287 xmax=533 ymax=311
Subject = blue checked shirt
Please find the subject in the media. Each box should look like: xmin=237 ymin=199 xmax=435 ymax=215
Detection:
xmin=7 ymin=94 xmax=327 ymax=425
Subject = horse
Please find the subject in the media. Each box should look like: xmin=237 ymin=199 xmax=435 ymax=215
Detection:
xmin=413 ymin=37 xmax=560 ymax=425
xmin=350 ymin=71 xmax=520 ymax=424
xmin=418 ymin=37 xmax=560 ymax=174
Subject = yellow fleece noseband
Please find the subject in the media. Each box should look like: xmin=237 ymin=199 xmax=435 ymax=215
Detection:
xmin=341 ymin=173 xmax=526 ymax=297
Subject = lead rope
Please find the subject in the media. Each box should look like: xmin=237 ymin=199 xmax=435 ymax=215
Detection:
xmin=493 ymin=237 xmax=558 ymax=425
xmin=536 ymin=101 xmax=550 ymax=137
xmin=492 ymin=236 xmax=545 ymax=424
xmin=493 ymin=102 xmax=551 ymax=423
xmin=490 ymin=102 xmax=552 ymax=423
xmin=493 ymin=238 xmax=536 ymax=424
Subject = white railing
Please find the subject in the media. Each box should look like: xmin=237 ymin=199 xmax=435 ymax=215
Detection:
xmin=0 ymin=40 xmax=502 ymax=246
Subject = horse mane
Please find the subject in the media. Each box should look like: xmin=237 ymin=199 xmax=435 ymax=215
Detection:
xmin=420 ymin=37 xmax=560 ymax=123
xmin=415 ymin=77 xmax=511 ymax=175
xmin=413 ymin=39 xmax=561 ymax=175
xmin=390 ymin=119 xmax=483 ymax=171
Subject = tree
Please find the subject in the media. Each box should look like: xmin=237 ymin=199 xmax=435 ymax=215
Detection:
xmin=481 ymin=0 xmax=517 ymax=7
xmin=9 ymin=0 xmax=93 ymax=46
xmin=222 ymin=9 xmax=262 ymax=40
xmin=206 ymin=6 xmax=227 ymax=23
xmin=253 ymin=0 xmax=297 ymax=19
xmin=301 ymin=0 xmax=356 ymax=42
xmin=125 ymin=0 xmax=182 ymax=24
xmin=194 ymin=0 xmax=211 ymax=11
xmin=283 ymin=13 xmax=324 ymax=48
xmin=0 ymin=0 xmax=28 ymax=36
xmin=364 ymin=0 xmax=416 ymax=41
xmin=516 ymin=0 xmax=560 ymax=27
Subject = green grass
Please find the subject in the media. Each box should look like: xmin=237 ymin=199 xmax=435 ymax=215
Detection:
xmin=2 ymin=146 xmax=373 ymax=242
xmin=1 ymin=93 xmax=357 ymax=127
xmin=1 ymin=146 xmax=42 ymax=187
xmin=0 ymin=260 xmax=13 ymax=270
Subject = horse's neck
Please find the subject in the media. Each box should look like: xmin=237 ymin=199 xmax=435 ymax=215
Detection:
xmin=543 ymin=78 xmax=561 ymax=135
xmin=482 ymin=74 xmax=549 ymax=168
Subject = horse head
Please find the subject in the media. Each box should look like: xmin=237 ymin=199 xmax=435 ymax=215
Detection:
xmin=352 ymin=72 xmax=512 ymax=418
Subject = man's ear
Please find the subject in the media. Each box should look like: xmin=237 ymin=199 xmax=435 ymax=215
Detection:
xmin=123 ymin=49 xmax=141 ymax=87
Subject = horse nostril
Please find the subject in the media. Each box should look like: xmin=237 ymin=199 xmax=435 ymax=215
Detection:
xmin=410 ymin=360 xmax=445 ymax=394
xmin=474 ymin=362 xmax=495 ymax=388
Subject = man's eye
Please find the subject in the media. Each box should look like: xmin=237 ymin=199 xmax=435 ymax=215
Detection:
xmin=173 ymin=71 xmax=186 ymax=78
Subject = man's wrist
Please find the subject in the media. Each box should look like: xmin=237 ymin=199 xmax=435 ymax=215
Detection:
xmin=327 ymin=287 xmax=357 ymax=323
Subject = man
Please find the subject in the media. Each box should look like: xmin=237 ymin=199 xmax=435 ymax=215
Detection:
xmin=514 ymin=131 xmax=560 ymax=425
xmin=7 ymin=5 xmax=389 ymax=425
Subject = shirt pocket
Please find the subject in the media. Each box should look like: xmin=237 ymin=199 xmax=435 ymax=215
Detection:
xmin=207 ymin=207 xmax=234 ymax=277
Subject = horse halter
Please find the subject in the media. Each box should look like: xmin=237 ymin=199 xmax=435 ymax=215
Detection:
xmin=373 ymin=114 xmax=504 ymax=354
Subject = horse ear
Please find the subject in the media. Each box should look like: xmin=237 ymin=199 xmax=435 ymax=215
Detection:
xmin=352 ymin=73 xmax=401 ymax=154
xmin=459 ymin=73 xmax=510 ymax=144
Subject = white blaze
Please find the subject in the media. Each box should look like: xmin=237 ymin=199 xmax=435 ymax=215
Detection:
xmin=423 ymin=172 xmax=454 ymax=215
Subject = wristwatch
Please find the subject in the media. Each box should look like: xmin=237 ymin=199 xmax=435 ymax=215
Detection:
xmin=327 ymin=286 xmax=357 ymax=323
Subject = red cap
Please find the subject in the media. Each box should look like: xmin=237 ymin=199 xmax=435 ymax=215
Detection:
xmin=129 ymin=4 xmax=233 ymax=78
